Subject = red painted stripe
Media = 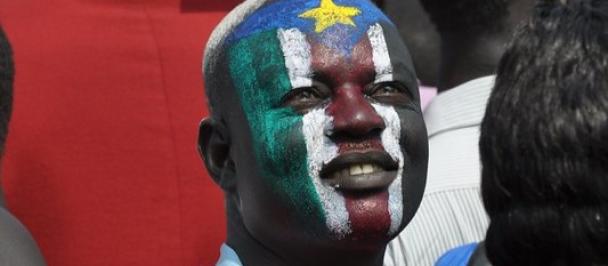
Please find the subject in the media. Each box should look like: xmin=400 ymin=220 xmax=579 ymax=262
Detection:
xmin=308 ymin=29 xmax=392 ymax=240
xmin=336 ymin=137 xmax=384 ymax=154
xmin=344 ymin=190 xmax=391 ymax=241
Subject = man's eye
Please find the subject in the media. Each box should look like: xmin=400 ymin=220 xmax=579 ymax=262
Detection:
xmin=375 ymin=85 xmax=400 ymax=95
xmin=367 ymin=82 xmax=412 ymax=106
xmin=280 ymin=82 xmax=330 ymax=113
xmin=295 ymin=89 xmax=319 ymax=100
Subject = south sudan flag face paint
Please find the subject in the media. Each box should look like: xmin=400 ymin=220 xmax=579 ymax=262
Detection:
xmin=228 ymin=30 xmax=329 ymax=235
xmin=224 ymin=0 xmax=428 ymax=243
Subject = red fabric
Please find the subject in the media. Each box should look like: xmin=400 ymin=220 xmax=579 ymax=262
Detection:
xmin=0 ymin=0 xmax=237 ymax=265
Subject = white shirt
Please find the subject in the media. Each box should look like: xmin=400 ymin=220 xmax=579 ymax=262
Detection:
xmin=384 ymin=76 xmax=494 ymax=266
xmin=216 ymin=244 xmax=242 ymax=266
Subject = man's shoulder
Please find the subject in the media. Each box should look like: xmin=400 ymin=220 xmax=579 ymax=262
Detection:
xmin=435 ymin=242 xmax=478 ymax=266
xmin=423 ymin=75 xmax=495 ymax=138
xmin=0 ymin=208 xmax=45 ymax=266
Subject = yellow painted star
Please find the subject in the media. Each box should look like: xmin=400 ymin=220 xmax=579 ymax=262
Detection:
xmin=299 ymin=0 xmax=361 ymax=33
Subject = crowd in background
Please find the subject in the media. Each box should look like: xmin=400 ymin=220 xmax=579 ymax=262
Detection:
xmin=1 ymin=0 xmax=607 ymax=265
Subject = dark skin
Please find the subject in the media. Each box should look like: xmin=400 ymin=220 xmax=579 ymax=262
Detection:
xmin=435 ymin=0 xmax=536 ymax=92
xmin=383 ymin=0 xmax=440 ymax=87
xmin=468 ymin=242 xmax=491 ymax=266
xmin=0 ymin=188 xmax=5 ymax=207
xmin=200 ymin=21 xmax=428 ymax=265
xmin=0 ymin=169 xmax=8 ymax=207
xmin=434 ymin=1 xmax=535 ymax=264
xmin=199 ymin=92 xmax=398 ymax=266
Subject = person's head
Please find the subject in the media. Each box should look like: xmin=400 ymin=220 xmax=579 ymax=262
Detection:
xmin=418 ymin=0 xmax=536 ymax=91
xmin=0 ymin=26 xmax=14 ymax=205
xmin=199 ymin=0 xmax=428 ymax=264
xmin=0 ymin=27 xmax=13 ymax=157
xmin=480 ymin=0 xmax=608 ymax=265
xmin=382 ymin=0 xmax=440 ymax=86
xmin=419 ymin=0 xmax=529 ymax=36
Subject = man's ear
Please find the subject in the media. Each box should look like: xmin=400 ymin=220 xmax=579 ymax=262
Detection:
xmin=198 ymin=117 xmax=236 ymax=191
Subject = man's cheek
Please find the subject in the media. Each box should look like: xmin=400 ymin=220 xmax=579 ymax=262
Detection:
xmin=255 ymin=111 xmax=307 ymax=182
xmin=405 ymin=121 xmax=427 ymax=157
xmin=252 ymin=111 xmax=328 ymax=227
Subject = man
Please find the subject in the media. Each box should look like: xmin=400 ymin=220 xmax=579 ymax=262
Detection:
xmin=0 ymin=26 xmax=46 ymax=266
xmin=199 ymin=0 xmax=429 ymax=265
xmin=382 ymin=0 xmax=440 ymax=87
xmin=384 ymin=1 xmax=535 ymax=265
xmin=477 ymin=0 xmax=608 ymax=264
xmin=439 ymin=1 xmax=608 ymax=264
xmin=0 ymin=26 xmax=10 ymax=207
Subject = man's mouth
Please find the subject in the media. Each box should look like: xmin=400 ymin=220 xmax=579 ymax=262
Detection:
xmin=320 ymin=151 xmax=399 ymax=191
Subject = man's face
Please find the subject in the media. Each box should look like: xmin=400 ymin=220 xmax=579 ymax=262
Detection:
xmin=221 ymin=0 xmax=427 ymax=251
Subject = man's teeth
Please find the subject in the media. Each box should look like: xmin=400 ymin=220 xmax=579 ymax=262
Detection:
xmin=350 ymin=165 xmax=363 ymax=175
xmin=330 ymin=164 xmax=383 ymax=179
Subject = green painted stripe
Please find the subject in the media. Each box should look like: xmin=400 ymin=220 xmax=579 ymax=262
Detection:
xmin=227 ymin=30 xmax=327 ymax=234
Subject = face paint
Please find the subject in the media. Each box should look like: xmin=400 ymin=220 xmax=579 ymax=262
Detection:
xmin=299 ymin=0 xmax=361 ymax=33
xmin=367 ymin=23 xmax=393 ymax=83
xmin=277 ymin=28 xmax=313 ymax=90
xmin=302 ymin=108 xmax=350 ymax=237
xmin=372 ymin=103 xmax=404 ymax=235
xmin=228 ymin=30 xmax=328 ymax=234
xmin=218 ymin=0 xmax=427 ymax=247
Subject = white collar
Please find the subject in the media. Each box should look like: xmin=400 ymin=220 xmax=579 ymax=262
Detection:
xmin=423 ymin=75 xmax=496 ymax=137
xmin=216 ymin=243 xmax=242 ymax=266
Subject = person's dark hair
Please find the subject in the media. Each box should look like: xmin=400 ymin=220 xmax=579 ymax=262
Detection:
xmin=0 ymin=27 xmax=13 ymax=155
xmin=419 ymin=0 xmax=509 ymax=34
xmin=479 ymin=1 xmax=608 ymax=265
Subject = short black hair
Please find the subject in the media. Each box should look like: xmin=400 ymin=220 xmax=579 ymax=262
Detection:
xmin=480 ymin=1 xmax=608 ymax=265
xmin=0 ymin=27 xmax=13 ymax=155
xmin=419 ymin=0 xmax=510 ymax=34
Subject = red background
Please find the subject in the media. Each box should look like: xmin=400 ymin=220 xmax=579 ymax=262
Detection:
xmin=0 ymin=0 xmax=237 ymax=265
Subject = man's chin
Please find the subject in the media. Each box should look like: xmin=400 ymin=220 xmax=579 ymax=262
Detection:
xmin=341 ymin=189 xmax=397 ymax=243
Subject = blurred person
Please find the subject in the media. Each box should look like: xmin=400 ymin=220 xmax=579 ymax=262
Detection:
xmin=0 ymin=26 xmax=10 ymax=208
xmin=0 ymin=26 xmax=46 ymax=266
xmin=384 ymin=0 xmax=535 ymax=265
xmin=382 ymin=0 xmax=439 ymax=109
xmin=438 ymin=0 xmax=608 ymax=265
xmin=382 ymin=0 xmax=440 ymax=87
xmin=0 ymin=1 xmax=233 ymax=264
xmin=439 ymin=0 xmax=608 ymax=264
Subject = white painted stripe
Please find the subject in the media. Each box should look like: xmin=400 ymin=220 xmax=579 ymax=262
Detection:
xmin=302 ymin=108 xmax=351 ymax=238
xmin=371 ymin=103 xmax=404 ymax=235
xmin=367 ymin=23 xmax=394 ymax=83
xmin=277 ymin=28 xmax=313 ymax=89
xmin=204 ymin=0 xmax=270 ymax=72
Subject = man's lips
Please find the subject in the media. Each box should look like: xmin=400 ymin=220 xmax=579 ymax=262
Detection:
xmin=320 ymin=151 xmax=399 ymax=191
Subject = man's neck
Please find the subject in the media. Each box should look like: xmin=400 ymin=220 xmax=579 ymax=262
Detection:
xmin=224 ymin=198 xmax=386 ymax=266
xmin=435 ymin=0 xmax=535 ymax=93
xmin=436 ymin=31 xmax=507 ymax=93
xmin=224 ymin=196 xmax=282 ymax=265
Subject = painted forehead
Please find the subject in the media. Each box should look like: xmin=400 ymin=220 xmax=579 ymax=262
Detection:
xmin=227 ymin=0 xmax=392 ymax=50
xmin=224 ymin=0 xmax=418 ymax=101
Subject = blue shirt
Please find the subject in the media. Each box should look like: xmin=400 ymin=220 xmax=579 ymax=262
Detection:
xmin=216 ymin=244 xmax=243 ymax=266
xmin=435 ymin=242 xmax=478 ymax=266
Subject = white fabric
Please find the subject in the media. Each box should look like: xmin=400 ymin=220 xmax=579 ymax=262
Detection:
xmin=216 ymin=244 xmax=243 ymax=266
xmin=384 ymin=76 xmax=495 ymax=266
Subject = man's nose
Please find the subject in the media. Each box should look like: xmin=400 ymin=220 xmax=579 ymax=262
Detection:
xmin=326 ymin=84 xmax=385 ymax=138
